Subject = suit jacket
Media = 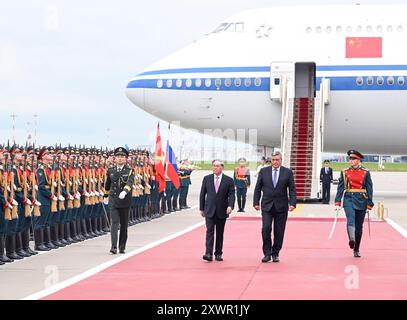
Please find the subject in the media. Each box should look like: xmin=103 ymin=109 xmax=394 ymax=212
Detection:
xmin=253 ymin=166 xmax=296 ymax=213
xmin=199 ymin=173 xmax=235 ymax=219
xmin=320 ymin=167 xmax=333 ymax=183
xmin=105 ymin=165 xmax=135 ymax=209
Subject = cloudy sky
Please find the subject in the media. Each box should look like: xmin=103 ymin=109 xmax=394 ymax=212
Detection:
xmin=0 ymin=0 xmax=402 ymax=152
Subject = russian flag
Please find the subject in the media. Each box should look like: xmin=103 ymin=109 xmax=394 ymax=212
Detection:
xmin=165 ymin=142 xmax=180 ymax=189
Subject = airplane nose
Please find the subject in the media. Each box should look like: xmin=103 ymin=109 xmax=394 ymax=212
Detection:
xmin=126 ymin=78 xmax=145 ymax=109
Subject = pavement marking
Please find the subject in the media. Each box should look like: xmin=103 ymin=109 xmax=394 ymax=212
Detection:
xmin=385 ymin=218 xmax=407 ymax=238
xmin=22 ymin=205 xmax=202 ymax=300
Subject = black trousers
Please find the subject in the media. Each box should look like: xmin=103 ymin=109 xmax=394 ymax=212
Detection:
xmin=261 ymin=206 xmax=288 ymax=256
xmin=205 ymin=215 xmax=227 ymax=256
xmin=322 ymin=181 xmax=331 ymax=203
xmin=110 ymin=207 xmax=130 ymax=251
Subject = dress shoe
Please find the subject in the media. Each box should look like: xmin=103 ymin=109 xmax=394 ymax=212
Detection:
xmin=0 ymin=259 xmax=4 ymax=265
xmin=272 ymin=255 xmax=280 ymax=263
xmin=25 ymin=247 xmax=38 ymax=256
xmin=0 ymin=254 xmax=14 ymax=263
xmin=215 ymin=255 xmax=223 ymax=261
xmin=262 ymin=255 xmax=271 ymax=263
xmin=202 ymin=254 xmax=213 ymax=261
xmin=16 ymin=249 xmax=31 ymax=258
xmin=354 ymin=251 xmax=361 ymax=258
xmin=35 ymin=244 xmax=50 ymax=251
xmin=110 ymin=247 xmax=117 ymax=254
xmin=349 ymin=240 xmax=355 ymax=249
xmin=119 ymin=249 xmax=125 ymax=254
xmin=7 ymin=252 xmax=24 ymax=260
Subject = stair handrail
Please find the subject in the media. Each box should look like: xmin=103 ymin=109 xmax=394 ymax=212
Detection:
xmin=280 ymin=75 xmax=291 ymax=164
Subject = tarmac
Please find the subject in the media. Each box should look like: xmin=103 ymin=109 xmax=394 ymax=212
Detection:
xmin=1 ymin=169 xmax=406 ymax=300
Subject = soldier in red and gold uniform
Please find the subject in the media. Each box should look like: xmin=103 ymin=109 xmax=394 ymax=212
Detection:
xmin=335 ymin=150 xmax=374 ymax=257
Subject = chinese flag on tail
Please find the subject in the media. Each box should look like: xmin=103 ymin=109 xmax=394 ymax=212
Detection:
xmin=154 ymin=122 xmax=166 ymax=193
xmin=346 ymin=37 xmax=382 ymax=58
xmin=165 ymin=142 xmax=180 ymax=189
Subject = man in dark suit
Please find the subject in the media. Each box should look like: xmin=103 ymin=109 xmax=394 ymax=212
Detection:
xmin=199 ymin=159 xmax=235 ymax=262
xmin=320 ymin=160 xmax=333 ymax=204
xmin=104 ymin=147 xmax=135 ymax=254
xmin=253 ymin=151 xmax=296 ymax=263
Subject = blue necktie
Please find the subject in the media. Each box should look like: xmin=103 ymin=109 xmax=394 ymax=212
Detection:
xmin=273 ymin=168 xmax=278 ymax=188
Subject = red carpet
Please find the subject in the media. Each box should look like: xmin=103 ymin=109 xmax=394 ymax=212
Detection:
xmin=44 ymin=217 xmax=407 ymax=300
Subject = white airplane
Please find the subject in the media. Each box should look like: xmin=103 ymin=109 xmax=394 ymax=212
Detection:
xmin=126 ymin=4 xmax=407 ymax=198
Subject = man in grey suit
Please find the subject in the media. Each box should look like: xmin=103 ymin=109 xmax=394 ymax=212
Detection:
xmin=199 ymin=159 xmax=235 ymax=262
xmin=253 ymin=151 xmax=296 ymax=263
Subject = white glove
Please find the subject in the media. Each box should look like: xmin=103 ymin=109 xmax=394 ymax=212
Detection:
xmin=335 ymin=205 xmax=341 ymax=211
xmin=85 ymin=179 xmax=88 ymax=184
xmin=94 ymin=191 xmax=100 ymax=197
xmin=12 ymin=199 xmax=18 ymax=206
xmin=53 ymin=181 xmax=57 ymax=187
xmin=52 ymin=195 xmax=58 ymax=201
xmin=119 ymin=191 xmax=127 ymax=199
xmin=26 ymin=199 xmax=32 ymax=206
xmin=85 ymin=192 xmax=90 ymax=197
xmin=99 ymin=190 xmax=104 ymax=197
xmin=69 ymin=181 xmax=73 ymax=186
xmin=7 ymin=186 xmax=10 ymax=192
xmin=103 ymin=197 xmax=109 ymax=205
xmin=58 ymin=195 xmax=65 ymax=201
xmin=35 ymin=185 xmax=38 ymax=191
xmin=90 ymin=192 xmax=95 ymax=197
xmin=7 ymin=202 xmax=13 ymax=210
xmin=75 ymin=193 xmax=81 ymax=200
xmin=35 ymin=200 xmax=42 ymax=206
xmin=69 ymin=194 xmax=74 ymax=200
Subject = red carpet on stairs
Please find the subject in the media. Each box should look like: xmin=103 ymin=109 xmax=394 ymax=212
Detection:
xmin=43 ymin=217 xmax=407 ymax=300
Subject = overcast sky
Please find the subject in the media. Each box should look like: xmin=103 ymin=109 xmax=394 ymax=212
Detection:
xmin=0 ymin=0 xmax=403 ymax=151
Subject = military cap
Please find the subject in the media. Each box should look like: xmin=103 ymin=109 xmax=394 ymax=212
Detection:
xmin=347 ymin=149 xmax=364 ymax=160
xmin=38 ymin=147 xmax=48 ymax=160
xmin=27 ymin=146 xmax=35 ymax=155
xmin=114 ymin=147 xmax=128 ymax=157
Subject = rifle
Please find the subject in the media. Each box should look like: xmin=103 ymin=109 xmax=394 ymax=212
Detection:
xmin=97 ymin=150 xmax=103 ymax=203
xmin=10 ymin=153 xmax=18 ymax=219
xmin=82 ymin=154 xmax=90 ymax=206
xmin=89 ymin=151 xmax=95 ymax=205
xmin=73 ymin=152 xmax=81 ymax=208
xmin=66 ymin=149 xmax=73 ymax=209
xmin=56 ymin=152 xmax=65 ymax=211
xmin=31 ymin=147 xmax=40 ymax=217
xmin=50 ymin=153 xmax=58 ymax=212
xmin=22 ymin=149 xmax=31 ymax=217
xmin=3 ymin=153 xmax=12 ymax=221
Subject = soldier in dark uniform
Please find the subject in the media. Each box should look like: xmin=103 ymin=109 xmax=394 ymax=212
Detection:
xmin=234 ymin=157 xmax=251 ymax=212
xmin=320 ymin=160 xmax=333 ymax=204
xmin=104 ymin=147 xmax=134 ymax=254
xmin=0 ymin=145 xmax=12 ymax=264
xmin=335 ymin=150 xmax=374 ymax=258
xmin=178 ymin=159 xmax=192 ymax=209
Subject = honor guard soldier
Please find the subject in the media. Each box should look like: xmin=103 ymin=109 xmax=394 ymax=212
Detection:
xmin=178 ymin=159 xmax=192 ymax=209
xmin=335 ymin=150 xmax=374 ymax=258
xmin=0 ymin=145 xmax=12 ymax=264
xmin=320 ymin=160 xmax=333 ymax=204
xmin=234 ymin=157 xmax=251 ymax=212
xmin=104 ymin=147 xmax=134 ymax=254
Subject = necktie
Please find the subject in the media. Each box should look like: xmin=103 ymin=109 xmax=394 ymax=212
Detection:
xmin=215 ymin=176 xmax=220 ymax=193
xmin=273 ymin=168 xmax=278 ymax=188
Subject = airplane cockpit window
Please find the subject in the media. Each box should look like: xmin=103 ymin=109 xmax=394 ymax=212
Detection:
xmin=212 ymin=22 xmax=245 ymax=33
